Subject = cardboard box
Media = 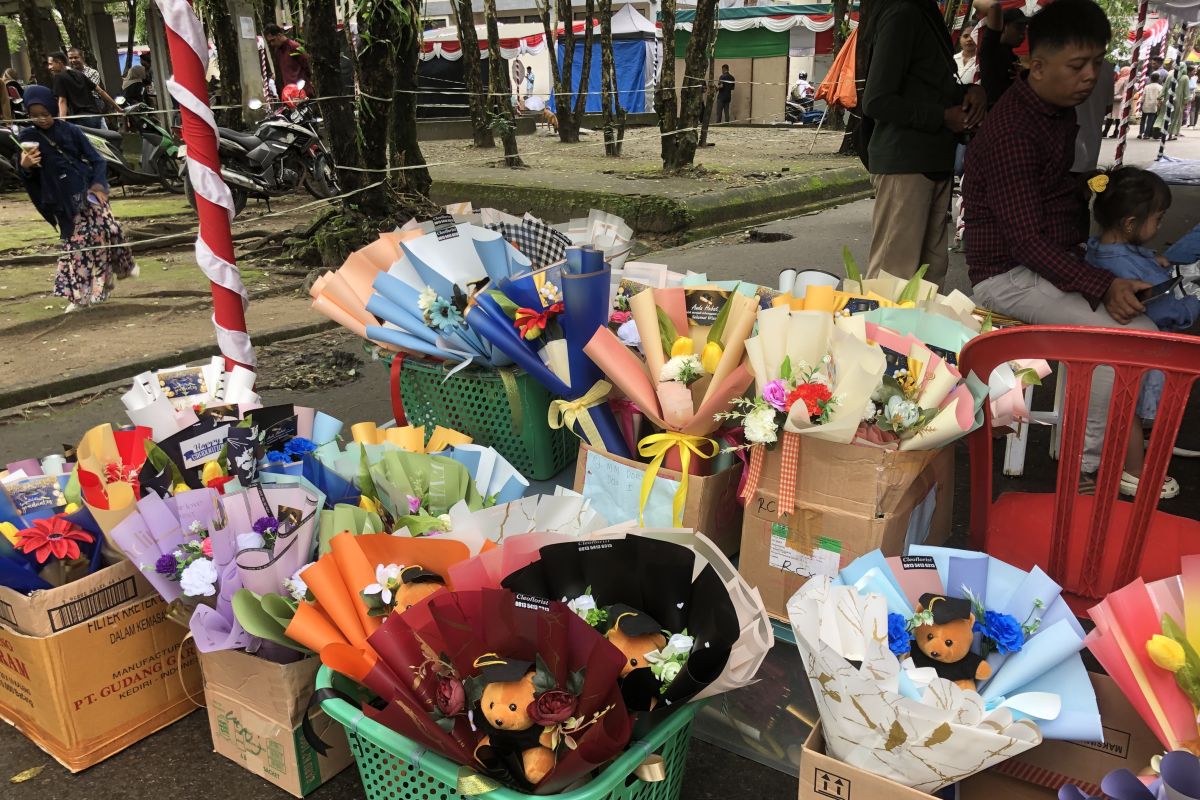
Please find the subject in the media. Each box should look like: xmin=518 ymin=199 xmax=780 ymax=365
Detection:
xmin=201 ymin=649 xmax=353 ymax=797
xmin=573 ymin=443 xmax=744 ymax=556
xmin=0 ymin=559 xmax=155 ymax=637
xmin=739 ymin=446 xmax=954 ymax=620
xmin=0 ymin=594 xmax=202 ymax=771
xmin=798 ymin=673 xmax=1159 ymax=800
xmin=759 ymin=437 xmax=944 ymax=519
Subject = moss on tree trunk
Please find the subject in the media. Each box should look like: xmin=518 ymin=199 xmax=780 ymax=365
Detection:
xmin=665 ymin=0 xmax=718 ymax=170
xmin=484 ymin=0 xmax=523 ymax=167
xmin=452 ymin=0 xmax=494 ymax=148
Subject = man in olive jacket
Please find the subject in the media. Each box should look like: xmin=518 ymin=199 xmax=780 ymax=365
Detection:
xmin=862 ymin=0 xmax=987 ymax=286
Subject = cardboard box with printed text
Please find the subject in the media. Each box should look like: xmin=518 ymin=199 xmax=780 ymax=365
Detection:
xmin=200 ymin=648 xmax=352 ymax=797
xmin=0 ymin=559 xmax=156 ymax=638
xmin=0 ymin=594 xmax=202 ymax=771
xmin=739 ymin=446 xmax=955 ymax=620
xmin=798 ymin=673 xmax=1159 ymax=800
xmin=573 ymin=443 xmax=744 ymax=556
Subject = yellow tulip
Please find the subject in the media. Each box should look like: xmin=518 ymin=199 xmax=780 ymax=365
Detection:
xmin=201 ymin=461 xmax=227 ymax=483
xmin=700 ymin=341 xmax=723 ymax=373
xmin=0 ymin=521 xmax=18 ymax=546
xmin=1148 ymin=634 xmax=1187 ymax=673
xmin=359 ymin=495 xmax=382 ymax=515
xmin=63 ymin=502 xmax=80 ymax=514
xmin=670 ymin=337 xmax=694 ymax=357
xmin=896 ymin=300 xmax=917 ymax=309
xmin=173 ymin=483 xmax=191 ymax=495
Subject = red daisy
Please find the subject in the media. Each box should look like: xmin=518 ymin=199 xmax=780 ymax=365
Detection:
xmin=15 ymin=515 xmax=94 ymax=564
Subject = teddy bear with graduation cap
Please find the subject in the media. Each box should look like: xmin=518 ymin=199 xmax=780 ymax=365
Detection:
xmin=469 ymin=654 xmax=557 ymax=788
xmin=604 ymin=604 xmax=668 ymax=712
xmin=908 ymin=593 xmax=992 ymax=692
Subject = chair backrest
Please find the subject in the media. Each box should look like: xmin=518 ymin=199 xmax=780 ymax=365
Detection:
xmin=959 ymin=325 xmax=1200 ymax=596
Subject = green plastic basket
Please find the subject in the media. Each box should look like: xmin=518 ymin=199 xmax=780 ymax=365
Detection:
xmin=317 ymin=666 xmax=697 ymax=800
xmin=372 ymin=348 xmax=577 ymax=482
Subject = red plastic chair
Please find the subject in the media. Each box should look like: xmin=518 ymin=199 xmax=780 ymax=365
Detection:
xmin=959 ymin=325 xmax=1200 ymax=612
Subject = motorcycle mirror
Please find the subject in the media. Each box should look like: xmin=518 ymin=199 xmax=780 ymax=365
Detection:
xmin=248 ymin=98 xmax=264 ymax=110
xmin=295 ymin=79 xmax=306 ymax=91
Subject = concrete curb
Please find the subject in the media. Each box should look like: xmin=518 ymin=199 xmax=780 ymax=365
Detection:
xmin=429 ymin=163 xmax=870 ymax=235
xmin=0 ymin=319 xmax=337 ymax=412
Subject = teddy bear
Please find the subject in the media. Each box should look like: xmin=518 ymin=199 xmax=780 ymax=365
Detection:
xmin=908 ymin=593 xmax=992 ymax=692
xmin=392 ymin=565 xmax=446 ymax=611
xmin=604 ymin=604 xmax=667 ymax=712
xmin=470 ymin=655 xmax=557 ymax=787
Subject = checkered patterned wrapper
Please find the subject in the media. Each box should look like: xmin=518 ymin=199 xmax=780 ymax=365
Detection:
xmin=484 ymin=218 xmax=573 ymax=269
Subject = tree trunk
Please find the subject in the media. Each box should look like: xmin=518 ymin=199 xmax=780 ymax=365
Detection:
xmin=484 ymin=0 xmax=523 ymax=166
xmin=257 ymin=0 xmax=278 ymax=29
xmin=206 ymin=0 xmax=243 ymax=128
xmin=304 ymin=0 xmax=356 ymax=188
xmin=698 ymin=19 xmax=717 ymax=147
xmin=122 ymin=0 xmax=138 ymax=77
xmin=392 ymin=0 xmax=432 ymax=193
xmin=58 ymin=0 xmax=92 ymax=64
xmin=538 ymin=0 xmax=566 ymax=140
xmin=355 ymin=0 xmax=401 ymax=217
xmin=17 ymin=0 xmax=60 ymax=86
xmin=600 ymin=0 xmax=622 ymax=155
xmin=657 ymin=0 xmax=678 ymax=167
xmin=452 ymin=0 xmax=493 ymax=147
xmin=552 ymin=0 xmax=579 ymax=141
xmin=828 ymin=0 xmax=849 ymax=130
xmin=571 ymin=0 xmax=595 ymax=126
xmin=665 ymin=0 xmax=718 ymax=170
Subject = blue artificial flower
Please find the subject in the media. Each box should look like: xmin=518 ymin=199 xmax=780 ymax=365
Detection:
xmin=887 ymin=612 xmax=912 ymax=658
xmin=427 ymin=295 xmax=464 ymax=333
xmin=284 ymin=437 xmax=316 ymax=458
xmin=975 ymin=610 xmax=1025 ymax=654
xmin=266 ymin=450 xmax=289 ymax=464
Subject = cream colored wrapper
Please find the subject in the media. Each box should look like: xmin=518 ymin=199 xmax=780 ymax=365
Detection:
xmin=630 ymin=288 xmax=667 ymax=383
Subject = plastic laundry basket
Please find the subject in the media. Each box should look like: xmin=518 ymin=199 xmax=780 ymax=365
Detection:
xmin=317 ymin=666 xmax=697 ymax=800
xmin=372 ymin=347 xmax=577 ymax=481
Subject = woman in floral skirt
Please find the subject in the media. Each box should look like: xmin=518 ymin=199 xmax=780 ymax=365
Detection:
xmin=16 ymin=85 xmax=135 ymax=311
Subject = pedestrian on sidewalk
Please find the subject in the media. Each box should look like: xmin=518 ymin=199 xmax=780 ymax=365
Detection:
xmin=264 ymin=24 xmax=312 ymax=89
xmin=1139 ymin=73 xmax=1163 ymax=139
xmin=975 ymin=0 xmax=1029 ymax=108
xmin=716 ymin=65 xmax=735 ymax=123
xmin=46 ymin=52 xmax=121 ymax=130
xmin=16 ymin=85 xmax=136 ymax=312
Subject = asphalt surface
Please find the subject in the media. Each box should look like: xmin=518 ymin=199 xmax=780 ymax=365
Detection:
xmin=4 ymin=132 xmax=1200 ymax=798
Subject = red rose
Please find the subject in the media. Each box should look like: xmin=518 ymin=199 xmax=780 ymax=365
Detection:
xmin=785 ymin=383 xmax=833 ymax=420
xmin=528 ymin=689 xmax=578 ymax=726
xmin=435 ymin=675 xmax=466 ymax=716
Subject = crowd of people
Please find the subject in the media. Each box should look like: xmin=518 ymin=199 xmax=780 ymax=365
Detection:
xmin=860 ymin=0 xmax=1199 ymax=500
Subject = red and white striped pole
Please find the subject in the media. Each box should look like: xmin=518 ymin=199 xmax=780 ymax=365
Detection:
xmin=1114 ymin=0 xmax=1149 ymax=167
xmin=156 ymin=0 xmax=255 ymax=371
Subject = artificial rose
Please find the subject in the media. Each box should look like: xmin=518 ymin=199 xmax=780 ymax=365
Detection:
xmin=201 ymin=538 xmax=214 ymax=558
xmin=236 ymin=532 xmax=265 ymax=552
xmin=762 ymin=379 xmax=788 ymax=412
xmin=179 ymin=558 xmax=219 ymax=597
xmin=743 ymin=405 xmax=779 ymax=445
xmin=617 ymin=318 xmax=641 ymax=348
xmin=884 ymin=395 xmax=921 ymax=429
xmin=609 ymin=310 xmax=631 ymax=325
xmin=656 ymin=660 xmax=683 ymax=685
xmin=528 ymin=689 xmax=578 ymax=726
xmin=786 ymin=382 xmax=833 ymax=419
xmin=435 ymin=675 xmax=466 ymax=716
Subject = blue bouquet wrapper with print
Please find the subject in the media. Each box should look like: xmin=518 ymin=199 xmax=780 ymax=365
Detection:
xmin=0 ymin=506 xmax=105 ymax=594
xmin=300 ymin=452 xmax=360 ymax=508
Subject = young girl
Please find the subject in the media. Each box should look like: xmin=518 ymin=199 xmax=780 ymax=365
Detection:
xmin=17 ymin=84 xmax=135 ymax=311
xmin=1085 ymin=166 xmax=1199 ymax=499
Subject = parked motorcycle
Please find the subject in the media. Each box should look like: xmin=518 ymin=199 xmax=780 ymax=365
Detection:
xmin=121 ymin=99 xmax=186 ymax=193
xmin=0 ymin=127 xmax=23 ymax=191
xmin=77 ymin=120 xmax=163 ymax=189
xmin=183 ymin=81 xmax=340 ymax=217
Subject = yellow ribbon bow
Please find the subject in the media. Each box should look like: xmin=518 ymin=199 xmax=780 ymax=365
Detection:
xmin=637 ymin=432 xmax=719 ymax=527
xmin=548 ymin=381 xmax=613 ymax=449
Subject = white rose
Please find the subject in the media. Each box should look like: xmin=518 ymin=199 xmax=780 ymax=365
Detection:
xmin=568 ymin=594 xmax=597 ymax=614
xmin=236 ymin=532 xmax=266 ymax=552
xmin=743 ymin=405 xmax=779 ymax=445
xmin=665 ymin=632 xmax=695 ymax=656
xmin=437 ymin=513 xmax=453 ymax=530
xmin=657 ymin=660 xmax=683 ymax=684
xmin=179 ymin=558 xmax=219 ymax=597
xmin=617 ymin=319 xmax=641 ymax=348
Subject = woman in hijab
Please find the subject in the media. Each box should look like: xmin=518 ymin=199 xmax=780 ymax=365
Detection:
xmin=122 ymin=63 xmax=148 ymax=105
xmin=17 ymin=85 xmax=135 ymax=311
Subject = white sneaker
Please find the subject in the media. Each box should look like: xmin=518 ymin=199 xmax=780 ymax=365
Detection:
xmin=64 ymin=302 xmax=78 ymax=314
xmin=1119 ymin=470 xmax=1180 ymax=499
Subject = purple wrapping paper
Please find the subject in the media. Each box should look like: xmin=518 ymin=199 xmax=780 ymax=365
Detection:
xmin=1058 ymin=751 xmax=1200 ymax=800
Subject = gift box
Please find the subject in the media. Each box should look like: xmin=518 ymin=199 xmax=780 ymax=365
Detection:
xmin=572 ymin=442 xmax=744 ymax=557
xmin=0 ymin=594 xmax=201 ymax=771
xmin=0 ymin=558 xmax=155 ymax=638
xmin=739 ymin=447 xmax=954 ymax=620
xmin=199 ymin=648 xmax=352 ymax=797
xmin=798 ymin=672 xmax=1159 ymax=800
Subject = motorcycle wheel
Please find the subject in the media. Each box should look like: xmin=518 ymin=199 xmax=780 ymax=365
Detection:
xmin=184 ymin=172 xmax=248 ymax=217
xmin=304 ymin=152 xmax=340 ymax=200
xmin=155 ymin=154 xmax=186 ymax=194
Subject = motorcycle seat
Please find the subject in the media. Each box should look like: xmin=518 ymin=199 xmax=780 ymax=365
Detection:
xmin=218 ymin=127 xmax=263 ymax=151
xmin=78 ymin=125 xmax=124 ymax=143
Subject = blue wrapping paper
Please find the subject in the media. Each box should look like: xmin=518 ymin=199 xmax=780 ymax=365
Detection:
xmin=561 ymin=266 xmax=610 ymax=396
xmin=579 ymin=247 xmax=605 ymax=274
xmin=472 ymin=234 xmax=533 ymax=285
xmin=364 ymin=325 xmax=466 ymax=362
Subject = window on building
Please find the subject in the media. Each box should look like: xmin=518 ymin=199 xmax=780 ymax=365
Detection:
xmin=523 ymin=14 xmax=544 ymax=23
xmin=498 ymin=15 xmax=521 ymax=23
xmin=422 ymin=17 xmax=448 ymax=30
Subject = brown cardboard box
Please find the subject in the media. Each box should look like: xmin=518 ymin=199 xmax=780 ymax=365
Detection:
xmin=201 ymin=649 xmax=352 ymax=797
xmin=0 ymin=594 xmax=202 ymax=771
xmin=0 ymin=559 xmax=155 ymax=638
xmin=760 ymin=438 xmax=944 ymax=519
xmin=573 ymin=443 xmax=744 ymax=556
xmin=798 ymin=673 xmax=1160 ymax=800
xmin=739 ymin=446 xmax=954 ymax=620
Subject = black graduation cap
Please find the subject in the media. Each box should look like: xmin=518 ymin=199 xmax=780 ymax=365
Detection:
xmin=918 ymin=594 xmax=973 ymax=625
xmin=400 ymin=565 xmax=445 ymax=586
xmin=472 ymin=654 xmax=533 ymax=685
xmin=607 ymin=604 xmax=663 ymax=637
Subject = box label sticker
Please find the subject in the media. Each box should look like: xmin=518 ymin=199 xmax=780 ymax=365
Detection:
xmin=814 ymin=768 xmax=851 ymax=799
xmin=768 ymin=524 xmax=840 ymax=578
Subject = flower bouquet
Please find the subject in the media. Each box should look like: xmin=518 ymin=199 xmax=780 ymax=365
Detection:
xmin=1059 ymin=750 xmax=1200 ymax=800
xmin=73 ymin=423 xmax=154 ymax=534
xmin=787 ymin=545 xmax=1101 ymax=793
xmin=564 ymin=209 xmax=634 ymax=271
xmin=354 ymin=588 xmax=634 ymax=794
xmin=0 ymin=507 xmax=105 ymax=594
xmin=479 ymin=208 xmax=575 ymax=270
xmin=121 ymin=357 xmax=260 ymax=439
xmin=583 ymin=284 xmax=759 ymax=525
